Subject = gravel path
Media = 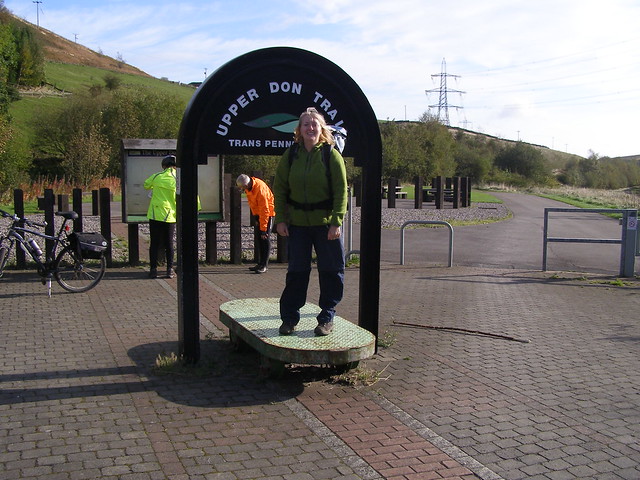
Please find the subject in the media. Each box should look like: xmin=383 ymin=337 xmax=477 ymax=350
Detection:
xmin=350 ymin=201 xmax=510 ymax=228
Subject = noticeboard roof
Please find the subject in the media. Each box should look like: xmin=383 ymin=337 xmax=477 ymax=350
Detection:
xmin=121 ymin=138 xmax=177 ymax=151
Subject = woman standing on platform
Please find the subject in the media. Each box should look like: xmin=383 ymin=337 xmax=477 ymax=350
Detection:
xmin=273 ymin=107 xmax=348 ymax=336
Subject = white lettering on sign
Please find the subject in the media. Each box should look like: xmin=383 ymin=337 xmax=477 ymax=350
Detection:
xmin=265 ymin=139 xmax=295 ymax=148
xmin=216 ymin=84 xmax=346 ymax=138
xmin=269 ymin=82 xmax=302 ymax=95
xmin=227 ymin=139 xmax=263 ymax=148
xmin=312 ymin=91 xmax=344 ymax=127
xmin=216 ymin=88 xmax=260 ymax=136
xmin=224 ymin=139 xmax=296 ymax=149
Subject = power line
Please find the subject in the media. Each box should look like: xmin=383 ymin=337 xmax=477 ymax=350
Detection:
xmin=462 ymin=36 xmax=640 ymax=76
xmin=425 ymin=58 xmax=465 ymax=126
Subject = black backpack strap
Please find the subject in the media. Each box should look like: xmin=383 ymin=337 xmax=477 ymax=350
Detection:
xmin=288 ymin=142 xmax=299 ymax=167
xmin=321 ymin=143 xmax=334 ymax=202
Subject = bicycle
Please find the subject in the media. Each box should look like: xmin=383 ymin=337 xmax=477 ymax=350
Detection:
xmin=0 ymin=209 xmax=107 ymax=296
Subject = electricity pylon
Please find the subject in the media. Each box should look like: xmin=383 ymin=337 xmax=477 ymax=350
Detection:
xmin=426 ymin=58 xmax=464 ymax=126
xmin=33 ymin=1 xmax=42 ymax=27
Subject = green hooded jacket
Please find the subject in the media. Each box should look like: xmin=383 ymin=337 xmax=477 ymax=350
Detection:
xmin=273 ymin=142 xmax=347 ymax=227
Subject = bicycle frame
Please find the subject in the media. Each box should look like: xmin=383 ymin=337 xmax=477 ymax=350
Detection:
xmin=1 ymin=209 xmax=107 ymax=297
xmin=1 ymin=213 xmax=73 ymax=275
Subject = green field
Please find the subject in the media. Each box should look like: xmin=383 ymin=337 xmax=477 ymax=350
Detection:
xmin=8 ymin=62 xmax=196 ymax=141
xmin=43 ymin=62 xmax=196 ymax=99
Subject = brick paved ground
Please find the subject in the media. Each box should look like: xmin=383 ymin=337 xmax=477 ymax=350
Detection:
xmin=0 ymin=258 xmax=639 ymax=478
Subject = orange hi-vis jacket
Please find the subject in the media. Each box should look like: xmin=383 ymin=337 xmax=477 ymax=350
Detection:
xmin=245 ymin=177 xmax=275 ymax=231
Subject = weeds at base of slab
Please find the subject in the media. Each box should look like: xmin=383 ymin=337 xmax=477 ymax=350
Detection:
xmin=152 ymin=351 xmax=219 ymax=377
xmin=328 ymin=364 xmax=390 ymax=387
xmin=591 ymin=278 xmax=630 ymax=287
xmin=346 ymin=255 xmax=360 ymax=268
xmin=549 ymin=272 xmax=636 ymax=287
xmin=377 ymin=329 xmax=397 ymax=349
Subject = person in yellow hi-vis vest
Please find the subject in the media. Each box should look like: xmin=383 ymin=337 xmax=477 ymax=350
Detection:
xmin=144 ymin=155 xmax=177 ymax=279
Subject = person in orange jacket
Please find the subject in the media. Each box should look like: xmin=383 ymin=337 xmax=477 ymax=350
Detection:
xmin=236 ymin=174 xmax=275 ymax=273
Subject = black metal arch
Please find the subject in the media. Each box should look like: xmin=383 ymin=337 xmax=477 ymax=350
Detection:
xmin=176 ymin=47 xmax=382 ymax=363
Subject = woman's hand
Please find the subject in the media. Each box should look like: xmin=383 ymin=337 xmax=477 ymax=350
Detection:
xmin=328 ymin=225 xmax=341 ymax=240
xmin=276 ymin=222 xmax=289 ymax=237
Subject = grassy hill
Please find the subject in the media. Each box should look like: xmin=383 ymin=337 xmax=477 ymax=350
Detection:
xmin=7 ymin=12 xmax=196 ymax=144
xmin=10 ymin=62 xmax=196 ymax=146
xmin=11 ymin=13 xmax=150 ymax=76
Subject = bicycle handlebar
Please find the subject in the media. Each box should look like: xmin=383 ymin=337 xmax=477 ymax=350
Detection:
xmin=0 ymin=209 xmax=47 ymax=228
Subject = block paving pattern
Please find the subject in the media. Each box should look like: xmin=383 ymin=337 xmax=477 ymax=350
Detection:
xmin=0 ymin=261 xmax=638 ymax=480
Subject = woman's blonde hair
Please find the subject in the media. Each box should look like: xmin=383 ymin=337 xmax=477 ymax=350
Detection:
xmin=293 ymin=107 xmax=335 ymax=146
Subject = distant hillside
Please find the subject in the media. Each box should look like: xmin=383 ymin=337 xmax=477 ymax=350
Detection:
xmin=10 ymin=12 xmax=151 ymax=78
xmin=14 ymin=11 xmax=628 ymax=165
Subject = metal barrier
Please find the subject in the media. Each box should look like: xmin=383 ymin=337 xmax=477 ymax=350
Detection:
xmin=400 ymin=220 xmax=453 ymax=266
xmin=343 ymin=186 xmax=360 ymax=262
xmin=543 ymin=208 xmax=638 ymax=277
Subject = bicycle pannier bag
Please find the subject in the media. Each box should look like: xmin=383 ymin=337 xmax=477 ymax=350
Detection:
xmin=70 ymin=232 xmax=108 ymax=259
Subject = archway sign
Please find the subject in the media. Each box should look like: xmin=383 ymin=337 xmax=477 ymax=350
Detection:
xmin=176 ymin=47 xmax=382 ymax=363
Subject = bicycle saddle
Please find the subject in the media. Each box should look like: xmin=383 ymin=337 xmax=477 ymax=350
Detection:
xmin=56 ymin=211 xmax=79 ymax=220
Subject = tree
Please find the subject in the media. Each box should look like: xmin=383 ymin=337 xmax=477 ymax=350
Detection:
xmin=101 ymin=86 xmax=186 ymax=174
xmin=379 ymin=121 xmax=403 ymax=181
xmin=455 ymin=142 xmax=492 ymax=182
xmin=33 ymin=85 xmax=188 ymax=178
xmin=379 ymin=119 xmax=457 ymax=183
xmin=0 ymin=13 xmax=18 ymax=113
xmin=0 ymin=115 xmax=30 ymax=199
xmin=33 ymin=91 xmax=107 ymax=159
xmin=103 ymin=73 xmax=122 ymax=91
xmin=418 ymin=118 xmax=457 ymax=179
xmin=494 ymin=141 xmax=550 ymax=184
xmin=64 ymin=124 xmax=110 ymax=187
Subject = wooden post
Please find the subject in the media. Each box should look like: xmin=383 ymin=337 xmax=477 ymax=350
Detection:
xmin=205 ymin=222 xmax=217 ymax=264
xmin=128 ymin=224 xmax=140 ymax=265
xmin=452 ymin=176 xmax=461 ymax=209
xmin=92 ymin=190 xmax=99 ymax=215
xmin=72 ymin=188 xmax=83 ymax=232
xmin=460 ymin=177 xmax=469 ymax=208
xmin=387 ymin=177 xmax=397 ymax=209
xmin=13 ymin=189 xmax=26 ymax=268
xmin=57 ymin=194 xmax=69 ymax=212
xmin=229 ymin=185 xmax=242 ymax=264
xmin=277 ymin=233 xmax=288 ymax=263
xmin=413 ymin=176 xmax=423 ymax=210
xmin=434 ymin=176 xmax=445 ymax=210
xmin=99 ymin=188 xmax=112 ymax=267
xmin=223 ymin=174 xmax=231 ymax=221
xmin=353 ymin=176 xmax=362 ymax=207
xmin=44 ymin=189 xmax=55 ymax=258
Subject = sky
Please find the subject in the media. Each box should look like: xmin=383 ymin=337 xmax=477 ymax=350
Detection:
xmin=5 ymin=0 xmax=640 ymax=158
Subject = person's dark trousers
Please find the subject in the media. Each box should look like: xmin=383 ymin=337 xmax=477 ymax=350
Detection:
xmin=279 ymin=224 xmax=345 ymax=327
xmin=148 ymin=219 xmax=176 ymax=271
xmin=258 ymin=217 xmax=274 ymax=268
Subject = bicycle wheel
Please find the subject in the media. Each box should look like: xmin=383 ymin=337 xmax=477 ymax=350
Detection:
xmin=54 ymin=245 xmax=106 ymax=293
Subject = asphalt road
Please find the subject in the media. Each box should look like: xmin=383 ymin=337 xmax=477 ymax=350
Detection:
xmin=375 ymin=192 xmax=632 ymax=275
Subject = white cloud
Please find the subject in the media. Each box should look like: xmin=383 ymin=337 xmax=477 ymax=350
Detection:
xmin=5 ymin=0 xmax=640 ymax=157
